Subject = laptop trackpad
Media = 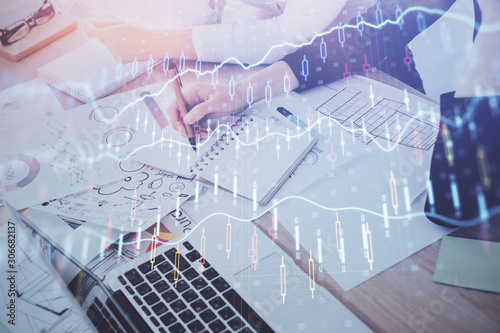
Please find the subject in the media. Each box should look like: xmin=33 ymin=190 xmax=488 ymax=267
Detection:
xmin=233 ymin=253 xmax=332 ymax=331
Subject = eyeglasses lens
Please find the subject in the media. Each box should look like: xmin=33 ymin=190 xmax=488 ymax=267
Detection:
xmin=5 ymin=21 xmax=30 ymax=44
xmin=34 ymin=2 xmax=55 ymax=25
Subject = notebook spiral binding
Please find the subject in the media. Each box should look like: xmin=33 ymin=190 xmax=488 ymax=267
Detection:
xmin=190 ymin=115 xmax=254 ymax=173
xmin=38 ymin=67 xmax=93 ymax=103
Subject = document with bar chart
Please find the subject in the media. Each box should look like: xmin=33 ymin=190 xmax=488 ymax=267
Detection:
xmin=314 ymin=75 xmax=440 ymax=151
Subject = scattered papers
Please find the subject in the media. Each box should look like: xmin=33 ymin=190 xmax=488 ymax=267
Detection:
xmin=0 ymin=79 xmax=63 ymax=132
xmin=259 ymin=76 xmax=451 ymax=291
xmin=0 ymin=82 xmax=180 ymax=209
xmin=296 ymin=75 xmax=441 ymax=203
xmin=33 ymin=168 xmax=195 ymax=231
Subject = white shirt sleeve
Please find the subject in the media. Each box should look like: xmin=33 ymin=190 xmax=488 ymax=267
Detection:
xmin=192 ymin=0 xmax=347 ymax=64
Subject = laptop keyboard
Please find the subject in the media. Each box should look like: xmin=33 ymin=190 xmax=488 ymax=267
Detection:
xmin=86 ymin=297 xmax=124 ymax=333
xmin=116 ymin=241 xmax=268 ymax=333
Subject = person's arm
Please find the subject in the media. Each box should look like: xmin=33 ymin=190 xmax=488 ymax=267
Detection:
xmin=167 ymin=61 xmax=299 ymax=135
xmin=282 ymin=0 xmax=457 ymax=93
xmin=191 ymin=0 xmax=349 ymax=64
xmin=167 ymin=0 xmax=458 ymax=133
xmin=86 ymin=24 xmax=197 ymax=62
xmin=86 ymin=0 xmax=352 ymax=64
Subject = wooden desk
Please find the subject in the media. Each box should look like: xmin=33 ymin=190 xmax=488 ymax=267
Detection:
xmin=2 ymin=31 xmax=499 ymax=333
xmin=354 ymin=220 xmax=500 ymax=332
xmin=250 ymin=211 xmax=500 ymax=333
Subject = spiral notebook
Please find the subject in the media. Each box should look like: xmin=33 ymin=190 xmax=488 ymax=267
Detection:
xmin=37 ymin=39 xmax=158 ymax=103
xmin=191 ymin=114 xmax=318 ymax=205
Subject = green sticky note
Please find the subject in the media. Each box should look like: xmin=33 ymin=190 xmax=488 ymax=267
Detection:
xmin=433 ymin=236 xmax=500 ymax=293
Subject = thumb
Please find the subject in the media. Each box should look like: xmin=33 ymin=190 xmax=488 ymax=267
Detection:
xmin=85 ymin=26 xmax=99 ymax=38
xmin=183 ymin=100 xmax=216 ymax=125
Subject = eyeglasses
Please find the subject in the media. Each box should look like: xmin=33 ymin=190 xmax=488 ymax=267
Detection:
xmin=0 ymin=0 xmax=55 ymax=46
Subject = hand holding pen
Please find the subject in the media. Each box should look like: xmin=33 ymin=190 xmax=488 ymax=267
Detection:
xmin=165 ymin=68 xmax=242 ymax=143
xmin=167 ymin=68 xmax=198 ymax=149
xmin=165 ymin=62 xmax=299 ymax=139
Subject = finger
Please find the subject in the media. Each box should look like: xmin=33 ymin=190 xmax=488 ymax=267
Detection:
xmin=184 ymin=100 xmax=215 ymax=125
xmin=207 ymin=110 xmax=243 ymax=120
xmin=92 ymin=20 xmax=125 ymax=28
xmin=183 ymin=85 xmax=245 ymax=125
xmin=178 ymin=83 xmax=210 ymax=109
xmin=85 ymin=26 xmax=98 ymax=38
xmin=169 ymin=84 xmax=208 ymax=125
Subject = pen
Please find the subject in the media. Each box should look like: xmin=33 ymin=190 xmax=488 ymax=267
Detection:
xmin=167 ymin=67 xmax=197 ymax=151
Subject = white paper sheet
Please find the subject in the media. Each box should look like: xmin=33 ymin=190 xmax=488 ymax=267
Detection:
xmin=276 ymin=173 xmax=452 ymax=291
xmin=0 ymin=82 xmax=184 ymax=209
xmin=292 ymin=75 xmax=441 ymax=204
xmin=32 ymin=168 xmax=196 ymax=231
xmin=0 ymin=79 xmax=63 ymax=132
xmin=71 ymin=83 xmax=192 ymax=178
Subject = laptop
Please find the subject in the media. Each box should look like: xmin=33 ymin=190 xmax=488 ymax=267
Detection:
xmin=3 ymin=202 xmax=364 ymax=332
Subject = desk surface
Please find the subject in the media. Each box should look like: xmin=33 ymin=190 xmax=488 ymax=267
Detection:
xmin=348 ymin=221 xmax=500 ymax=332
xmin=2 ymin=30 xmax=500 ymax=333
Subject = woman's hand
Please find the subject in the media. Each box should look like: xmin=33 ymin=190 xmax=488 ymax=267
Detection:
xmin=166 ymin=83 xmax=248 ymax=138
xmin=166 ymin=61 xmax=299 ymax=137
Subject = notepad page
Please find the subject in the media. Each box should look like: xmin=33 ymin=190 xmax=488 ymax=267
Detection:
xmin=194 ymin=114 xmax=316 ymax=204
xmin=38 ymin=39 xmax=150 ymax=102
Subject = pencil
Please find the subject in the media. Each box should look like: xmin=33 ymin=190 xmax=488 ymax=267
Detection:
xmin=167 ymin=68 xmax=197 ymax=150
